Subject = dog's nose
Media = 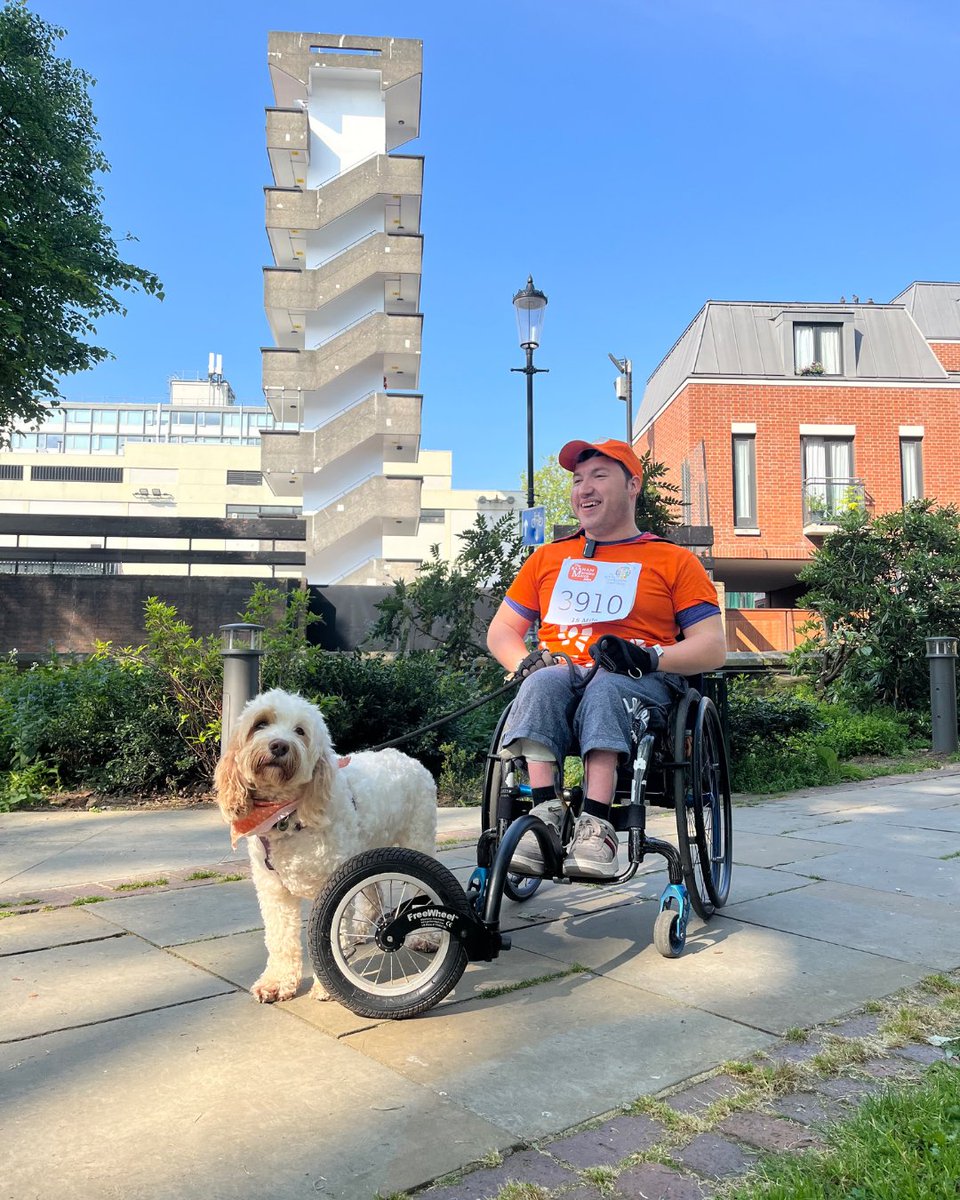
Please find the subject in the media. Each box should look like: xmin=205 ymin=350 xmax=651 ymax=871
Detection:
xmin=269 ymin=739 xmax=289 ymax=759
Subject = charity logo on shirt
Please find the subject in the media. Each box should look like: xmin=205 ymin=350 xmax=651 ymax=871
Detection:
xmin=543 ymin=559 xmax=642 ymax=627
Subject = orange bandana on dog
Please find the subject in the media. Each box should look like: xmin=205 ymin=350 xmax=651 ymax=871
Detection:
xmin=230 ymin=799 xmax=300 ymax=848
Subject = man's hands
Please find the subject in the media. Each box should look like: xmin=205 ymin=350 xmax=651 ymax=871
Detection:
xmin=588 ymin=635 xmax=660 ymax=678
xmin=511 ymin=648 xmax=556 ymax=680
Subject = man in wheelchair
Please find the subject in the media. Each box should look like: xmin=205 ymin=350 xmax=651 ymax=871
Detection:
xmin=486 ymin=438 xmax=726 ymax=880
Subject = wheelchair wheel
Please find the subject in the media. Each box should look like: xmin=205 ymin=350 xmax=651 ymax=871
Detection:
xmin=672 ymin=690 xmax=716 ymax=920
xmin=692 ymin=696 xmax=733 ymax=908
xmin=308 ymin=848 xmax=470 ymax=1020
xmin=653 ymin=908 xmax=685 ymax=958
xmin=481 ymin=701 xmax=544 ymax=904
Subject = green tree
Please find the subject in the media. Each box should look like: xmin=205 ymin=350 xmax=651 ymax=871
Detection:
xmin=0 ymin=2 xmax=163 ymax=437
xmin=369 ymin=513 xmax=523 ymax=684
xmin=792 ymin=500 xmax=960 ymax=711
xmin=520 ymin=455 xmax=575 ymax=535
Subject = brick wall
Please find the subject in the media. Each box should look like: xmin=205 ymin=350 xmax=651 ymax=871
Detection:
xmin=930 ymin=342 xmax=960 ymax=372
xmin=639 ymin=379 xmax=960 ymax=565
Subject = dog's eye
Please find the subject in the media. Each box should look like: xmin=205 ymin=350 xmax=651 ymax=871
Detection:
xmin=294 ymin=726 xmax=306 ymax=738
xmin=252 ymin=719 xmax=269 ymax=731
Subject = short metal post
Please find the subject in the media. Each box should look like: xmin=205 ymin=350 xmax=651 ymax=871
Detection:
xmin=220 ymin=623 xmax=265 ymax=751
xmin=926 ymin=636 xmax=958 ymax=753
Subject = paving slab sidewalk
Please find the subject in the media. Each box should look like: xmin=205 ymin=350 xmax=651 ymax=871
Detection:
xmin=1 ymin=767 xmax=959 ymax=1199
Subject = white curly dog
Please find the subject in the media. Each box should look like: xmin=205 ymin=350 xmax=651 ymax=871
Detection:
xmin=214 ymin=688 xmax=437 ymax=1003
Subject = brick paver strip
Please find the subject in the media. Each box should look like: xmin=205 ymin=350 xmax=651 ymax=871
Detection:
xmin=615 ymin=1161 xmax=714 ymax=1199
xmin=717 ymin=1110 xmax=826 ymax=1152
xmin=825 ymin=1014 xmax=884 ymax=1039
xmin=544 ymin=1113 xmax=667 ymax=1168
xmin=763 ymin=1038 xmax=822 ymax=1065
xmin=664 ymin=1074 xmax=746 ymax=1114
xmin=813 ymin=1076 xmax=883 ymax=1104
xmin=672 ymin=1132 xmax=756 ymax=1179
xmin=770 ymin=1091 xmax=849 ymax=1128
xmin=418 ymin=1150 xmax=576 ymax=1200
xmin=892 ymin=1041 xmax=947 ymax=1065
xmin=857 ymin=1056 xmax=921 ymax=1081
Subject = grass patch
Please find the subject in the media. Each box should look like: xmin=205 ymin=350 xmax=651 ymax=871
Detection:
xmin=491 ymin=1184 xmax=549 ymax=1200
xmin=215 ymin=872 xmax=245 ymax=883
xmin=475 ymin=963 xmax=588 ymax=1000
xmin=186 ymin=869 xmax=220 ymax=881
xmin=725 ymin=1064 xmax=960 ymax=1199
xmin=940 ymin=850 xmax=960 ymax=860
xmin=113 ymin=878 xmax=168 ymax=891
xmin=809 ymin=1036 xmax=871 ymax=1075
xmin=71 ymin=895 xmax=106 ymax=905
xmin=0 ymin=898 xmax=40 ymax=908
xmin=581 ymin=1164 xmax=618 ymax=1194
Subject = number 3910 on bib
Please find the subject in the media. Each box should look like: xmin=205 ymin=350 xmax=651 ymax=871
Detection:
xmin=543 ymin=559 xmax=641 ymax=626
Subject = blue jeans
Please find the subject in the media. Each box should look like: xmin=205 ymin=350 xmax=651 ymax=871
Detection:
xmin=501 ymin=664 xmax=686 ymax=766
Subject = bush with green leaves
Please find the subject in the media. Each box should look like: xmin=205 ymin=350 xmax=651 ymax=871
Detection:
xmin=0 ymin=654 xmax=193 ymax=799
xmin=793 ymin=499 xmax=960 ymax=713
xmin=724 ymin=675 xmax=916 ymax=794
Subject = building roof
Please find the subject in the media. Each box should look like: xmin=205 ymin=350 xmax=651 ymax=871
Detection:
xmin=891 ymin=281 xmax=960 ymax=340
xmin=638 ymin=297 xmax=950 ymax=433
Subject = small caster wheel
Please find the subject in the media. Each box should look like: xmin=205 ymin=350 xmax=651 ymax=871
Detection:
xmin=654 ymin=907 xmax=685 ymax=958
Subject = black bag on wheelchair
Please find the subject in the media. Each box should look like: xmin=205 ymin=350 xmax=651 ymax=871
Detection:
xmin=589 ymin=634 xmax=655 ymax=678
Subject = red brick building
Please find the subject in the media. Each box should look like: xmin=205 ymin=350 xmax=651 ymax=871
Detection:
xmin=636 ymin=281 xmax=960 ymax=612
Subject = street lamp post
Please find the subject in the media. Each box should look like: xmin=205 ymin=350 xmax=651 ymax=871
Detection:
xmin=608 ymin=353 xmax=633 ymax=443
xmin=511 ymin=276 xmax=549 ymax=511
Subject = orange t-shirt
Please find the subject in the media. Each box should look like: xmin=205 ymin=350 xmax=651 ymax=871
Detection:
xmin=505 ymin=532 xmax=720 ymax=665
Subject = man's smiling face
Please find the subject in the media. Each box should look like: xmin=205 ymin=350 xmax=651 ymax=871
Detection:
xmin=570 ymin=455 xmax=641 ymax=539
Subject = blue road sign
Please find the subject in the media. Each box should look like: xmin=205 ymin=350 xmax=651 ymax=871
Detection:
xmin=521 ymin=506 xmax=546 ymax=546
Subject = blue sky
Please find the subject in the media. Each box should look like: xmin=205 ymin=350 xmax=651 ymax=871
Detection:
xmin=31 ymin=0 xmax=960 ymax=489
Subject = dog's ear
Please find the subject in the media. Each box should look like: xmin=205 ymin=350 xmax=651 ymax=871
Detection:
xmin=214 ymin=734 xmax=251 ymax=822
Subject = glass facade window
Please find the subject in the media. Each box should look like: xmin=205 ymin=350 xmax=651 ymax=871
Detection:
xmin=794 ymin=324 xmax=842 ymax=374
xmin=92 ymin=410 xmax=117 ymax=430
xmin=732 ymin=434 xmax=757 ymax=527
xmin=66 ymin=409 xmax=91 ymax=426
xmin=119 ymin=410 xmax=144 ymax=429
xmin=66 ymin=434 xmax=91 ymax=452
xmin=901 ymin=438 xmax=923 ymax=503
xmin=92 ymin=435 xmax=118 ymax=454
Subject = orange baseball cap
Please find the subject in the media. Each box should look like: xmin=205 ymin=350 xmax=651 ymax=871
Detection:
xmin=558 ymin=438 xmax=644 ymax=479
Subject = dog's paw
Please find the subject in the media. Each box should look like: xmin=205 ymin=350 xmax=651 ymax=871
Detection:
xmin=251 ymin=973 xmax=300 ymax=1003
xmin=308 ymin=980 xmax=332 ymax=1003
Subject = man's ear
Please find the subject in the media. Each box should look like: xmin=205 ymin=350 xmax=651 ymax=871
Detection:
xmin=627 ymin=474 xmax=642 ymax=501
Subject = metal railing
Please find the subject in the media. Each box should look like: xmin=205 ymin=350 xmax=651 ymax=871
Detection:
xmin=801 ymin=477 xmax=868 ymax=526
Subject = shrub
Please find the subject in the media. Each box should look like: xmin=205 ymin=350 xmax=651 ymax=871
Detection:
xmin=725 ymin=675 xmax=825 ymax=763
xmin=814 ymin=701 xmax=911 ymax=759
xmin=0 ymin=654 xmax=193 ymax=794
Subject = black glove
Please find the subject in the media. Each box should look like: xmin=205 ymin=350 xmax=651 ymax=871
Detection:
xmin=511 ymin=649 xmax=555 ymax=680
xmin=589 ymin=635 xmax=657 ymax=678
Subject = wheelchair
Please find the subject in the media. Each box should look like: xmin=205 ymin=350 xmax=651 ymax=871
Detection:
xmin=307 ymin=664 xmax=732 ymax=1020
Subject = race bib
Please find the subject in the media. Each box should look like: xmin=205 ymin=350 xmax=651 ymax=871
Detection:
xmin=544 ymin=559 xmax=641 ymax=626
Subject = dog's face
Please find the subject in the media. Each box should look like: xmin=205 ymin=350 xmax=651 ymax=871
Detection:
xmin=214 ymin=689 xmax=334 ymax=821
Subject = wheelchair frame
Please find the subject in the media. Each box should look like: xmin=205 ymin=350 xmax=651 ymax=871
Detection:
xmin=307 ymin=676 xmax=733 ymax=1020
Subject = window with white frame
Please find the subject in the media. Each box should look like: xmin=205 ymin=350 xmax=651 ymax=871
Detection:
xmin=794 ymin=324 xmax=842 ymax=375
xmin=732 ymin=434 xmax=757 ymax=527
xmin=900 ymin=438 xmax=923 ymax=503
xmin=802 ymin=435 xmax=854 ymax=521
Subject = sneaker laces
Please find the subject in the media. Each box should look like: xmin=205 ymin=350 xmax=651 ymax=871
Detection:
xmin=575 ymin=813 xmax=611 ymax=850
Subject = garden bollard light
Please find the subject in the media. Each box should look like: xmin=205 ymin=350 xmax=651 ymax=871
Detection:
xmin=925 ymin=636 xmax=958 ymax=754
xmin=220 ymin=623 xmax=264 ymax=752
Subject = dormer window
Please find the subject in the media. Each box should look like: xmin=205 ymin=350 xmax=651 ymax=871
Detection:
xmin=794 ymin=323 xmax=842 ymax=375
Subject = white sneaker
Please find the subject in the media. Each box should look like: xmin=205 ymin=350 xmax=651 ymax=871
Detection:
xmin=563 ymin=813 xmax=619 ymax=879
xmin=509 ymin=800 xmax=564 ymax=875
